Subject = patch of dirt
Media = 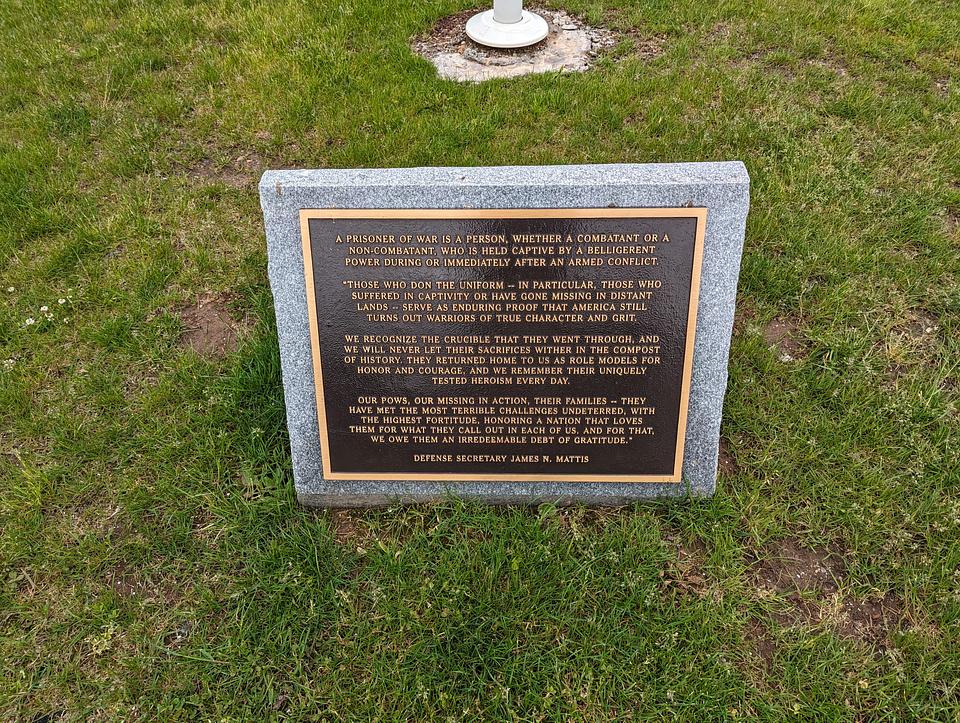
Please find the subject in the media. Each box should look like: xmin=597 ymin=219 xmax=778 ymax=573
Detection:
xmin=550 ymin=506 xmax=624 ymax=534
xmin=935 ymin=77 xmax=950 ymax=96
xmin=418 ymin=8 xmax=475 ymax=48
xmin=802 ymin=275 xmax=827 ymax=292
xmin=744 ymin=619 xmax=776 ymax=669
xmin=625 ymin=30 xmax=666 ymax=60
xmin=889 ymin=310 xmax=941 ymax=362
xmin=328 ymin=510 xmax=365 ymax=545
xmin=900 ymin=310 xmax=940 ymax=341
xmin=881 ymin=310 xmax=943 ymax=387
xmin=2 ymin=449 xmax=23 ymax=470
xmin=718 ymin=439 xmax=739 ymax=476
xmin=730 ymin=48 xmax=774 ymax=72
xmin=745 ymin=539 xmax=912 ymax=643
xmin=762 ymin=315 xmax=805 ymax=361
xmin=105 ymin=562 xmax=179 ymax=605
xmin=8 ymin=566 xmax=38 ymax=600
xmin=945 ymin=208 xmax=959 ymax=236
xmin=191 ymin=508 xmax=221 ymax=546
xmin=26 ymin=709 xmax=65 ymax=723
xmin=836 ymin=592 xmax=903 ymax=645
xmin=884 ymin=361 xmax=907 ymax=385
xmin=631 ymin=33 xmax=667 ymax=60
xmin=105 ymin=562 xmax=147 ymax=600
xmin=188 ymin=151 xmax=264 ymax=189
xmin=806 ymin=53 xmax=849 ymax=77
xmin=729 ymin=48 xmax=849 ymax=82
xmin=70 ymin=502 xmax=125 ymax=542
xmin=750 ymin=538 xmax=844 ymax=596
xmin=176 ymin=292 xmax=239 ymax=357
xmin=661 ymin=538 xmax=710 ymax=598
xmin=705 ymin=22 xmax=733 ymax=42
xmin=413 ymin=8 xmax=619 ymax=82
xmin=732 ymin=303 xmax=756 ymax=336
xmin=744 ymin=49 xmax=771 ymax=62
xmin=888 ymin=243 xmax=920 ymax=261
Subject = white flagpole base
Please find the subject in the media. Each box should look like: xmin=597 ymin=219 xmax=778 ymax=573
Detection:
xmin=465 ymin=9 xmax=549 ymax=49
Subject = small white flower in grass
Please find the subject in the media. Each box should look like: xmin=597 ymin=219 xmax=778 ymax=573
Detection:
xmin=40 ymin=305 xmax=48 ymax=312
xmin=2 ymin=359 xmax=14 ymax=370
xmin=6 ymin=287 xmax=14 ymax=293
xmin=24 ymin=317 xmax=35 ymax=326
xmin=58 ymin=298 xmax=66 ymax=304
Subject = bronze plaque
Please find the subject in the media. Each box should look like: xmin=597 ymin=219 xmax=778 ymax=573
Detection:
xmin=300 ymin=208 xmax=706 ymax=483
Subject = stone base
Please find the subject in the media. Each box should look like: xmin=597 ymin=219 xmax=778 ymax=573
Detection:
xmin=259 ymin=163 xmax=750 ymax=508
xmin=465 ymin=9 xmax=549 ymax=49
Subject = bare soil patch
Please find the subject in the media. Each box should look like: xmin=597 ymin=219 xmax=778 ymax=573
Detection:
xmin=105 ymin=562 xmax=180 ymax=605
xmin=728 ymin=48 xmax=775 ymax=72
xmin=191 ymin=508 xmax=221 ymax=546
xmin=732 ymin=303 xmax=756 ymax=337
xmin=662 ymin=538 xmax=710 ymax=598
xmin=328 ymin=510 xmax=365 ymax=545
xmin=744 ymin=619 xmax=776 ymax=670
xmin=718 ymin=438 xmax=739 ymax=476
xmin=806 ymin=53 xmax=849 ymax=77
xmin=945 ymin=208 xmax=959 ymax=236
xmin=551 ymin=505 xmax=624 ymax=533
xmin=188 ymin=150 xmax=265 ymax=189
xmin=884 ymin=360 xmax=907 ymax=386
xmin=626 ymin=32 xmax=666 ymax=61
xmin=70 ymin=501 xmax=125 ymax=542
xmin=176 ymin=293 xmax=239 ymax=357
xmin=747 ymin=539 xmax=905 ymax=645
xmin=837 ymin=592 xmax=903 ymax=645
xmin=900 ymin=310 xmax=940 ymax=341
xmin=418 ymin=8 xmax=474 ymax=49
xmin=1 ymin=449 xmax=23 ymax=471
xmin=881 ymin=310 xmax=942 ymax=387
xmin=105 ymin=562 xmax=147 ymax=600
xmin=751 ymin=538 xmax=843 ymax=595
xmin=762 ymin=315 xmax=805 ymax=361
xmin=705 ymin=22 xmax=734 ymax=42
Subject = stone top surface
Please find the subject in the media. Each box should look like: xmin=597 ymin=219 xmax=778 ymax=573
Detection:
xmin=260 ymin=162 xmax=749 ymax=192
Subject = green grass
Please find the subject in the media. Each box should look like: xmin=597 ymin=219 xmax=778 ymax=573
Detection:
xmin=1 ymin=0 xmax=959 ymax=717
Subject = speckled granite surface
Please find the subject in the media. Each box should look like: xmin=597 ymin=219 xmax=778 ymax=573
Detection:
xmin=259 ymin=163 xmax=750 ymax=506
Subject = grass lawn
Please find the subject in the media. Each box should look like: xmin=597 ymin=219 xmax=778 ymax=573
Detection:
xmin=1 ymin=0 xmax=959 ymax=718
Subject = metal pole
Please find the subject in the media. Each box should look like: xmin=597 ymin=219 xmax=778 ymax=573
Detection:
xmin=492 ymin=0 xmax=522 ymax=24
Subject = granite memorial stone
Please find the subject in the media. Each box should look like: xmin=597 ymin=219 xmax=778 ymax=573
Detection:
xmin=259 ymin=163 xmax=750 ymax=506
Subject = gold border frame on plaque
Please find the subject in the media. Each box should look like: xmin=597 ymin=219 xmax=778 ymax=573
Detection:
xmin=300 ymin=208 xmax=707 ymax=483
